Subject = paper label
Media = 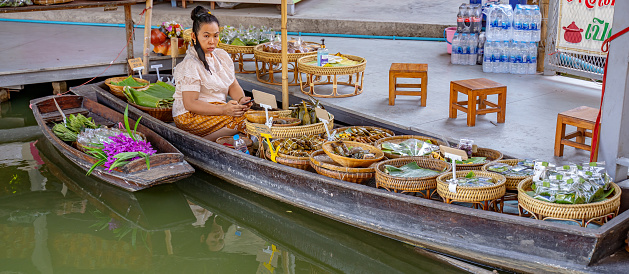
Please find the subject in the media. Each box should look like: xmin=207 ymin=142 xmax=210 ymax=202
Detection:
xmin=315 ymin=107 xmax=330 ymax=121
xmin=439 ymin=146 xmax=468 ymax=161
xmin=252 ymin=89 xmax=278 ymax=109
xmin=128 ymin=58 xmax=144 ymax=70
xmin=251 ymin=123 xmax=272 ymax=136
xmin=449 ymin=182 xmax=457 ymax=193
xmin=533 ymin=161 xmax=546 ymax=181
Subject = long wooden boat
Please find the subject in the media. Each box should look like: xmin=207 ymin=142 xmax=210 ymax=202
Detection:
xmin=30 ymin=95 xmax=195 ymax=192
xmin=79 ymin=81 xmax=629 ymax=273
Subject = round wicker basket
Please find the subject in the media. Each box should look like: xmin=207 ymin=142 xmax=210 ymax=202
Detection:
xmin=309 ymin=150 xmax=375 ymax=184
xmin=456 ymin=147 xmax=504 ymax=171
xmin=244 ymin=109 xmax=292 ymax=124
xmin=33 ymin=0 xmax=72 ymax=5
xmin=105 ymin=77 xmax=149 ymax=100
xmin=328 ymin=126 xmax=395 ymax=145
xmin=182 ymin=29 xmax=192 ymax=44
xmin=265 ymin=149 xmax=311 ymax=171
xmin=436 ymin=171 xmax=506 ymax=203
xmin=375 ymin=157 xmax=452 ymax=195
xmin=253 ymin=42 xmax=319 ymax=63
xmin=373 ymin=135 xmax=446 ymax=159
xmin=297 ymin=55 xmax=366 ymax=75
xmin=128 ymin=102 xmax=173 ymax=122
xmin=218 ymin=42 xmax=255 ymax=55
xmin=322 ymin=141 xmax=384 ymax=168
xmin=517 ymin=178 xmax=621 ymax=221
xmin=245 ymin=114 xmax=334 ymax=139
xmin=481 ymin=159 xmax=532 ymax=191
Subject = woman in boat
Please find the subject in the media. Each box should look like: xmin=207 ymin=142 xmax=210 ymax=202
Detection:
xmin=173 ymin=6 xmax=252 ymax=141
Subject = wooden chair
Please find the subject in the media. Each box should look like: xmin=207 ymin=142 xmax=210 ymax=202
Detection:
xmin=554 ymin=106 xmax=599 ymax=161
xmin=449 ymin=78 xmax=507 ymax=127
xmin=388 ymin=63 xmax=428 ymax=106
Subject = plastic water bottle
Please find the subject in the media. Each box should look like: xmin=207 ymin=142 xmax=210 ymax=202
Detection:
xmin=518 ymin=42 xmax=528 ymax=74
xmin=471 ymin=5 xmax=482 ymax=33
xmin=513 ymin=5 xmax=523 ymax=42
xmin=501 ymin=41 xmax=510 ymax=73
xmin=531 ymin=6 xmax=542 ymax=42
xmin=233 ymin=134 xmax=249 ymax=154
xmin=483 ymin=41 xmax=492 ymax=72
xmin=477 ymin=32 xmax=486 ymax=65
xmin=470 ymin=33 xmax=479 ymax=65
xmin=487 ymin=5 xmax=499 ymax=41
xmin=522 ymin=6 xmax=531 ymax=42
xmin=457 ymin=4 xmax=466 ymax=33
xmin=451 ymin=33 xmax=460 ymax=64
xmin=528 ymin=43 xmax=538 ymax=74
xmin=508 ymin=41 xmax=517 ymax=74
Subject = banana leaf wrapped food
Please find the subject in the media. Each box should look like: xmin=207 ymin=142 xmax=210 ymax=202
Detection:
xmin=384 ymin=162 xmax=442 ymax=178
xmin=332 ymin=127 xmax=393 ymax=143
xmin=123 ymin=81 xmax=175 ymax=108
xmin=447 ymin=171 xmax=494 ymax=187
xmin=380 ymin=139 xmax=438 ymax=157
xmin=486 ymin=160 xmax=535 ymax=176
xmin=110 ymin=75 xmax=147 ymax=87
xmin=530 ymin=162 xmax=613 ymax=204
xmin=269 ymin=135 xmax=325 ymax=157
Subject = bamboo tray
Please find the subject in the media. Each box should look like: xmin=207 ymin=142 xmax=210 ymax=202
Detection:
xmin=105 ymin=77 xmax=149 ymax=100
xmin=328 ymin=126 xmax=394 ymax=145
xmin=322 ymin=140 xmax=384 ymax=168
xmin=218 ymin=42 xmax=255 ymax=55
xmin=245 ymin=114 xmax=334 ymax=139
xmin=310 ymin=150 xmax=375 ymax=184
xmin=373 ymin=135 xmax=446 ymax=159
xmin=128 ymin=102 xmax=173 ymax=123
xmin=455 ymin=147 xmax=504 ymax=171
xmin=297 ymin=55 xmax=366 ymax=98
xmin=253 ymin=42 xmax=319 ymax=86
xmin=298 ymin=55 xmax=366 ymax=76
xmin=436 ymin=171 xmax=506 ymax=206
xmin=33 ymin=0 xmax=73 ymax=5
xmin=253 ymin=42 xmax=320 ymax=63
xmin=374 ymin=157 xmax=451 ymax=198
xmin=517 ymin=178 xmax=621 ymax=226
xmin=481 ymin=159 xmax=532 ymax=191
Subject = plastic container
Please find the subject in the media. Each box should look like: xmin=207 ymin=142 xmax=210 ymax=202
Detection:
xmin=233 ymin=134 xmax=250 ymax=155
xmin=445 ymin=27 xmax=457 ymax=54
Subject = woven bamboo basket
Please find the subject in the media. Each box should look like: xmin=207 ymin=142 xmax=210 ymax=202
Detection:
xmin=244 ymin=109 xmax=292 ymax=124
xmin=105 ymin=77 xmax=149 ymax=100
xmin=481 ymin=159 xmax=532 ymax=191
xmin=265 ymin=150 xmax=312 ymax=171
xmin=218 ymin=42 xmax=255 ymax=55
xmin=128 ymin=102 xmax=173 ymax=122
xmin=297 ymin=55 xmax=366 ymax=75
xmin=375 ymin=157 xmax=452 ymax=195
xmin=455 ymin=147 xmax=504 ymax=171
xmin=245 ymin=114 xmax=334 ymax=139
xmin=182 ymin=29 xmax=192 ymax=44
xmin=33 ymin=0 xmax=73 ymax=5
xmin=517 ymin=178 xmax=621 ymax=221
xmin=322 ymin=141 xmax=384 ymax=168
xmin=436 ymin=171 xmax=506 ymax=203
xmin=253 ymin=42 xmax=320 ymax=63
xmin=328 ymin=126 xmax=395 ymax=145
xmin=309 ymin=150 xmax=375 ymax=184
xmin=373 ymin=135 xmax=446 ymax=159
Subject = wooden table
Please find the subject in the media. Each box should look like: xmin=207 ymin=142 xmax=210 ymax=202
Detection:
xmin=1 ymin=0 xmax=143 ymax=73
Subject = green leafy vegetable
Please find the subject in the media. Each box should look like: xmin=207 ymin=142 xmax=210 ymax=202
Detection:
xmin=110 ymin=75 xmax=146 ymax=87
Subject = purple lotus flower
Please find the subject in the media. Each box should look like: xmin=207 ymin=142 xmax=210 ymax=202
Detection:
xmin=108 ymin=219 xmax=120 ymax=230
xmin=102 ymin=133 xmax=157 ymax=170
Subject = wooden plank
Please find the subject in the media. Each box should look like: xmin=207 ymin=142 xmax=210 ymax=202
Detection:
xmin=561 ymin=139 xmax=592 ymax=151
xmin=40 ymin=107 xmax=89 ymax=123
xmin=395 ymin=84 xmax=423 ymax=89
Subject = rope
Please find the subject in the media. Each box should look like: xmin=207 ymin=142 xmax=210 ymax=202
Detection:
xmin=58 ymin=7 xmax=151 ymax=96
xmin=590 ymin=25 xmax=629 ymax=162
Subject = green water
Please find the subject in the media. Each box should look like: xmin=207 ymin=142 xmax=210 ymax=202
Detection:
xmin=0 ymin=88 xmax=469 ymax=273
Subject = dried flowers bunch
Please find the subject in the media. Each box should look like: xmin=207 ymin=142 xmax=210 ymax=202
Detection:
xmin=85 ymin=105 xmax=156 ymax=175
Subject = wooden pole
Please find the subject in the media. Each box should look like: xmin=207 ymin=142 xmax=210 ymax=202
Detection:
xmin=142 ymin=0 xmax=153 ymax=75
xmin=124 ymin=4 xmax=134 ymax=75
xmin=537 ymin=0 xmax=549 ymax=72
xmin=281 ymin=0 xmax=289 ymax=110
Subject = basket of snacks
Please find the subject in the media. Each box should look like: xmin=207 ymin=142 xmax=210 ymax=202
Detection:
xmin=436 ymin=171 xmax=506 ymax=204
xmin=374 ymin=135 xmax=445 ymax=159
xmin=309 ymin=150 xmax=376 ymax=184
xmin=375 ymin=157 xmax=451 ymax=197
xmin=264 ymin=135 xmax=325 ymax=170
xmin=105 ymin=76 xmax=149 ymax=99
xmin=517 ymin=162 xmax=621 ymax=224
xmin=328 ymin=126 xmax=394 ymax=145
xmin=322 ymin=140 xmax=384 ymax=168
xmin=482 ymin=159 xmax=534 ymax=190
xmin=244 ymin=109 xmax=293 ymax=124
xmin=297 ymin=54 xmax=366 ymax=76
xmin=245 ymin=114 xmax=334 ymax=139
xmin=453 ymin=147 xmax=503 ymax=171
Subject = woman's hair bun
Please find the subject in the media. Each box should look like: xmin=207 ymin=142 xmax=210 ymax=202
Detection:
xmin=191 ymin=6 xmax=208 ymax=21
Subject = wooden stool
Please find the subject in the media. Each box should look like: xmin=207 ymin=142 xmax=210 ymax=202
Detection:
xmin=449 ymin=78 xmax=507 ymax=127
xmin=554 ymin=106 xmax=599 ymax=161
xmin=388 ymin=63 xmax=428 ymax=106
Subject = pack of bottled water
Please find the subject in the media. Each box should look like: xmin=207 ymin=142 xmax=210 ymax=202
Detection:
xmin=456 ymin=4 xmax=483 ymax=34
xmin=451 ymin=33 xmax=480 ymax=66
xmin=513 ymin=4 xmax=542 ymax=42
xmin=485 ymin=4 xmax=513 ymax=42
xmin=483 ymin=41 xmax=538 ymax=74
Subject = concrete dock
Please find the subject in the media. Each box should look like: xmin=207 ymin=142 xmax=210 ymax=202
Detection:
xmin=0 ymin=1 xmax=602 ymax=165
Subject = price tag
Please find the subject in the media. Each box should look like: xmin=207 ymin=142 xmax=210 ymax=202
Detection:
xmin=449 ymin=182 xmax=457 ymax=193
xmin=315 ymin=107 xmax=330 ymax=121
xmin=252 ymin=89 xmax=278 ymax=109
xmin=170 ymin=38 xmax=180 ymax=58
xmin=439 ymin=146 xmax=468 ymax=161
xmin=151 ymin=64 xmax=163 ymax=81
xmin=533 ymin=161 xmax=547 ymax=181
xmin=128 ymin=58 xmax=144 ymax=70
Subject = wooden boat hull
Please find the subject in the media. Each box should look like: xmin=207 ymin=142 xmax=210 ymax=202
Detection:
xmin=82 ymin=81 xmax=629 ymax=273
xmin=30 ymin=95 xmax=195 ymax=192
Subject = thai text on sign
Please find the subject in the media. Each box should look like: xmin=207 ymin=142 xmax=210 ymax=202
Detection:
xmin=557 ymin=0 xmax=615 ymax=56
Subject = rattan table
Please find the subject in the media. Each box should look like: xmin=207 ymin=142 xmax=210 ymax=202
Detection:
xmin=253 ymin=43 xmax=319 ymax=86
xmin=297 ymin=55 xmax=366 ymax=98
xmin=218 ymin=43 xmax=256 ymax=74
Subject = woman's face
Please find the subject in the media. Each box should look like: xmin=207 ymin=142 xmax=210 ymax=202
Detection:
xmin=194 ymin=22 xmax=220 ymax=55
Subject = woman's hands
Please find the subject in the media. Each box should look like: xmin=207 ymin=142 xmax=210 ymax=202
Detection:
xmin=222 ymin=100 xmax=248 ymax=117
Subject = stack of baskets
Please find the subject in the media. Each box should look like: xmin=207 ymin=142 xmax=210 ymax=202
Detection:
xmin=246 ymin=114 xmax=334 ymax=139
xmin=437 ymin=171 xmax=507 ymax=211
xmin=309 ymin=150 xmax=377 ymax=184
xmin=373 ymin=135 xmax=445 ymax=159
xmin=481 ymin=159 xmax=532 ymax=191
xmin=456 ymin=147 xmax=503 ymax=171
xmin=328 ymin=126 xmax=394 ymax=145
xmin=375 ymin=157 xmax=451 ymax=198
xmin=105 ymin=77 xmax=149 ymax=100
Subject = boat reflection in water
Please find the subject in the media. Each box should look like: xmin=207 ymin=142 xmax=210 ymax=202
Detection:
xmin=0 ymin=137 xmax=466 ymax=273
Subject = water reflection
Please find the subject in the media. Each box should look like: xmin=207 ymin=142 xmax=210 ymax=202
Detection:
xmin=0 ymin=89 xmax=466 ymax=273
